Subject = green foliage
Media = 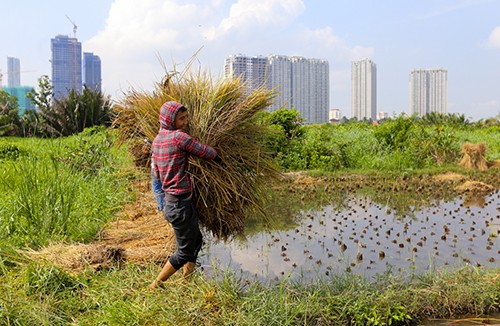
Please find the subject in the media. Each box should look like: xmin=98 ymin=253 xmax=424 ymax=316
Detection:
xmin=22 ymin=77 xmax=113 ymax=137
xmin=420 ymin=112 xmax=471 ymax=127
xmin=60 ymin=126 xmax=113 ymax=175
xmin=409 ymin=125 xmax=460 ymax=165
xmin=0 ymin=129 xmax=131 ymax=248
xmin=26 ymin=75 xmax=53 ymax=112
xmin=0 ymin=143 xmax=28 ymax=160
xmin=266 ymin=108 xmax=304 ymax=139
xmin=25 ymin=264 xmax=82 ymax=296
xmin=263 ymin=113 xmax=498 ymax=172
xmin=1 ymin=264 xmax=497 ymax=325
xmin=0 ymin=90 xmax=21 ymax=136
xmin=19 ymin=107 xmax=45 ymax=137
xmin=373 ymin=114 xmax=416 ymax=150
xmin=40 ymin=86 xmax=113 ymax=137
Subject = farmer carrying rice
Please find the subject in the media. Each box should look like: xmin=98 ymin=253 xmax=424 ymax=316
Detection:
xmin=149 ymin=101 xmax=221 ymax=290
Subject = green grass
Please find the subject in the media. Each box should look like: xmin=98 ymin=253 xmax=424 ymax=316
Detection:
xmin=0 ymin=259 xmax=497 ymax=325
xmin=0 ymin=127 xmax=135 ymax=248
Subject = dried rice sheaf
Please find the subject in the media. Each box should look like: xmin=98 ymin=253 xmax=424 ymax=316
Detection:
xmin=113 ymin=66 xmax=281 ymax=240
xmin=458 ymin=142 xmax=489 ymax=171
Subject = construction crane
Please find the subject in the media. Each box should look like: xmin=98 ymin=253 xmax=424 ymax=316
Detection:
xmin=66 ymin=15 xmax=78 ymax=90
xmin=0 ymin=69 xmax=36 ymax=89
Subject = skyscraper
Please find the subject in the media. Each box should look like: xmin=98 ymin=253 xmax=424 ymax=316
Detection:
xmin=225 ymin=54 xmax=329 ymax=124
xmin=7 ymin=57 xmax=21 ymax=87
xmin=409 ymin=68 xmax=447 ymax=117
xmin=351 ymin=58 xmax=377 ymax=121
xmin=290 ymin=56 xmax=329 ymax=124
xmin=267 ymin=55 xmax=292 ymax=112
xmin=51 ymin=34 xmax=82 ymax=98
xmin=83 ymin=52 xmax=102 ymax=92
xmin=224 ymin=54 xmax=267 ymax=95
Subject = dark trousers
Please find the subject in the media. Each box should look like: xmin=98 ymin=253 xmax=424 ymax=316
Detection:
xmin=163 ymin=198 xmax=203 ymax=270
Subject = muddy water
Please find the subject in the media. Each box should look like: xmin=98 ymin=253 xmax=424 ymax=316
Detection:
xmin=200 ymin=190 xmax=499 ymax=283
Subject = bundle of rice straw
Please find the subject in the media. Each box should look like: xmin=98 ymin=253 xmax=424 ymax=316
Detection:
xmin=458 ymin=142 xmax=488 ymax=171
xmin=113 ymin=65 xmax=281 ymax=240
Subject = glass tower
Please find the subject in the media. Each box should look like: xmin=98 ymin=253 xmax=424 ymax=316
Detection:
xmin=7 ymin=57 xmax=21 ymax=87
xmin=51 ymin=34 xmax=82 ymax=98
xmin=83 ymin=52 xmax=102 ymax=92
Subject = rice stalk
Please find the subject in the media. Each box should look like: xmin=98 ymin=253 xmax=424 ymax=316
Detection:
xmin=458 ymin=142 xmax=488 ymax=171
xmin=113 ymin=64 xmax=281 ymax=240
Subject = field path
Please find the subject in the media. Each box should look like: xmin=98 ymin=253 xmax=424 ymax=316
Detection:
xmin=28 ymin=177 xmax=175 ymax=272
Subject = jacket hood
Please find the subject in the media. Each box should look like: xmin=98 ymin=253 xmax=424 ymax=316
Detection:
xmin=159 ymin=101 xmax=184 ymax=130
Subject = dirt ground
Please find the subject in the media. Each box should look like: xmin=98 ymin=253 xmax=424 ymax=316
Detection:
xmin=28 ymin=177 xmax=176 ymax=273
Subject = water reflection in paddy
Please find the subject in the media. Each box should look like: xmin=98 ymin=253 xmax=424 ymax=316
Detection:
xmin=200 ymin=190 xmax=499 ymax=283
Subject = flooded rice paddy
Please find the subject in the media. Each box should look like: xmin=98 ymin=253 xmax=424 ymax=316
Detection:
xmin=201 ymin=188 xmax=499 ymax=283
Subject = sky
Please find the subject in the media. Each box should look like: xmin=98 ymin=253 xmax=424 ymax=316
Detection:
xmin=1 ymin=0 xmax=500 ymax=121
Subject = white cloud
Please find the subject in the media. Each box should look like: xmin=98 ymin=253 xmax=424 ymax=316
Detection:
xmin=85 ymin=0 xmax=218 ymax=96
xmin=487 ymin=26 xmax=500 ymax=48
xmin=204 ymin=0 xmax=305 ymax=41
xmin=279 ymin=26 xmax=374 ymax=65
xmin=84 ymin=0 xmax=368 ymax=104
xmin=294 ymin=26 xmax=374 ymax=98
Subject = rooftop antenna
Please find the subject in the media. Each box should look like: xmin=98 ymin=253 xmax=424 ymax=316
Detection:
xmin=66 ymin=15 xmax=78 ymax=90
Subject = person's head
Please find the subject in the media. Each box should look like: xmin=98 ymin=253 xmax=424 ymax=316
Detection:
xmin=159 ymin=101 xmax=188 ymax=131
xmin=174 ymin=106 xmax=188 ymax=131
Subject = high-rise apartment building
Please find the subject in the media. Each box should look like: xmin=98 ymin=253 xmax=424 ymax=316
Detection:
xmin=351 ymin=58 xmax=377 ymax=121
xmin=224 ymin=54 xmax=329 ymax=124
xmin=51 ymin=34 xmax=82 ymax=98
xmin=83 ymin=52 xmax=102 ymax=92
xmin=409 ymin=68 xmax=447 ymax=117
xmin=224 ymin=54 xmax=267 ymax=95
xmin=267 ymin=55 xmax=292 ymax=112
xmin=290 ymin=56 xmax=329 ymax=124
xmin=7 ymin=57 xmax=21 ymax=87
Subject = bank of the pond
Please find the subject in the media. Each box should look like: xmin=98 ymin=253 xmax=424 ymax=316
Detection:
xmin=0 ymin=259 xmax=498 ymax=325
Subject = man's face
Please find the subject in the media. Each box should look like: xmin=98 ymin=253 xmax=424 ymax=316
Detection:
xmin=174 ymin=110 xmax=188 ymax=130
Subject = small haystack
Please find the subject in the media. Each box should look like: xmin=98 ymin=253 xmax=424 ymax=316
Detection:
xmin=113 ymin=63 xmax=281 ymax=240
xmin=458 ymin=142 xmax=489 ymax=171
xmin=455 ymin=180 xmax=494 ymax=193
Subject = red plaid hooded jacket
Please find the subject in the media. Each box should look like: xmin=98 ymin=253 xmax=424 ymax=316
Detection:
xmin=152 ymin=101 xmax=217 ymax=195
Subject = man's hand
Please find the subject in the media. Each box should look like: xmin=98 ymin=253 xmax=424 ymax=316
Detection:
xmin=213 ymin=155 xmax=223 ymax=165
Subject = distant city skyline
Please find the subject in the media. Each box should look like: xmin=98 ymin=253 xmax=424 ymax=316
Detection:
xmin=224 ymin=53 xmax=329 ymax=124
xmin=1 ymin=1 xmax=499 ymax=120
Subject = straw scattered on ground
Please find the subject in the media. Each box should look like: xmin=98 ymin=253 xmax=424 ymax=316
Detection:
xmin=25 ymin=178 xmax=175 ymax=273
xmin=433 ymin=172 xmax=467 ymax=183
xmin=455 ymin=180 xmax=494 ymax=194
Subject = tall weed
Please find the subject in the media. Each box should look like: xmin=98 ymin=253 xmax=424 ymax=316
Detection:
xmin=0 ymin=129 xmax=131 ymax=248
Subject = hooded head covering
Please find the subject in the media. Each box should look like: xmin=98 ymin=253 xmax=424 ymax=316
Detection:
xmin=159 ymin=101 xmax=185 ymax=130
